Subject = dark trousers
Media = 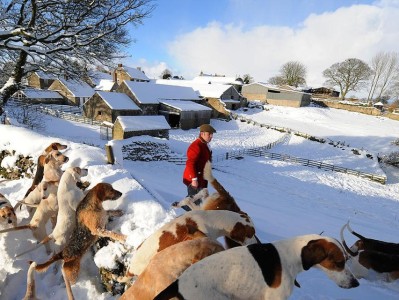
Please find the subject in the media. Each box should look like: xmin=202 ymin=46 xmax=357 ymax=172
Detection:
xmin=181 ymin=185 xmax=203 ymax=211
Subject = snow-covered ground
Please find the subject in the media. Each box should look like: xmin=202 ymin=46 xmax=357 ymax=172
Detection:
xmin=1 ymin=103 xmax=399 ymax=299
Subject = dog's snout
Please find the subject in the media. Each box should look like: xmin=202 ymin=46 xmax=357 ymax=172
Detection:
xmin=351 ymin=278 xmax=360 ymax=288
xmin=64 ymin=157 xmax=69 ymax=162
xmin=113 ymin=190 xmax=122 ymax=200
xmin=8 ymin=219 xmax=12 ymax=224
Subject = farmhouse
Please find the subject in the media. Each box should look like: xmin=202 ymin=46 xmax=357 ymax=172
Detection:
xmin=117 ymin=81 xmax=201 ymax=115
xmin=155 ymin=79 xmax=246 ymax=117
xmin=113 ymin=64 xmax=150 ymax=85
xmin=12 ymin=88 xmax=65 ymax=104
xmin=241 ymin=82 xmax=311 ymax=107
xmin=113 ymin=115 xmax=171 ymax=140
xmin=159 ymin=100 xmax=212 ymax=130
xmin=26 ymin=71 xmax=57 ymax=89
xmin=83 ymin=91 xmax=141 ymax=123
xmin=48 ymin=78 xmax=95 ymax=106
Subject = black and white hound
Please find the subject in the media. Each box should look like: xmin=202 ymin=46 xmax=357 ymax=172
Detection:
xmin=154 ymin=234 xmax=359 ymax=300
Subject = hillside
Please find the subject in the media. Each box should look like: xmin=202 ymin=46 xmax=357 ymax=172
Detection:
xmin=1 ymin=104 xmax=399 ymax=299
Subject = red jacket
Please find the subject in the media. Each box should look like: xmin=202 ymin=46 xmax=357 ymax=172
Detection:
xmin=183 ymin=137 xmax=212 ymax=188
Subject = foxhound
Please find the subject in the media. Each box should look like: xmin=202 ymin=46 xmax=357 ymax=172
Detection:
xmin=31 ymin=183 xmax=125 ymax=300
xmin=341 ymin=222 xmax=399 ymax=281
xmin=0 ymin=193 xmax=17 ymax=227
xmin=126 ymin=210 xmax=257 ymax=278
xmin=120 ymin=237 xmax=224 ymax=300
xmin=173 ymin=160 xmax=261 ymax=247
xmin=16 ymin=167 xmax=88 ymax=257
xmin=155 ymin=234 xmax=359 ymax=300
xmin=24 ymin=142 xmax=67 ymax=198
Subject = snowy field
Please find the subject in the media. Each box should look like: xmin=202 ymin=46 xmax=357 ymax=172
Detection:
xmin=1 ymin=103 xmax=399 ymax=299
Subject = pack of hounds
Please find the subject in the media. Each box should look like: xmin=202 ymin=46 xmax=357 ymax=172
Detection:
xmin=0 ymin=142 xmax=398 ymax=300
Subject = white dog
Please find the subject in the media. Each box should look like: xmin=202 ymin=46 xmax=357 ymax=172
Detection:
xmin=16 ymin=167 xmax=88 ymax=257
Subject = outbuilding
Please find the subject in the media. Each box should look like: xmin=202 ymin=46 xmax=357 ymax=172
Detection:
xmin=113 ymin=115 xmax=171 ymax=140
xmin=159 ymin=100 xmax=212 ymax=129
xmin=83 ymin=91 xmax=141 ymax=123
xmin=241 ymin=82 xmax=311 ymax=107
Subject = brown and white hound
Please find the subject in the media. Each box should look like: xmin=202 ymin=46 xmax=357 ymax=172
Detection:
xmin=173 ymin=160 xmax=261 ymax=247
xmin=120 ymin=237 xmax=224 ymax=300
xmin=24 ymin=142 xmax=67 ymax=198
xmin=154 ymin=234 xmax=359 ymax=300
xmin=0 ymin=193 xmax=17 ymax=227
xmin=126 ymin=210 xmax=257 ymax=278
xmin=31 ymin=183 xmax=125 ymax=300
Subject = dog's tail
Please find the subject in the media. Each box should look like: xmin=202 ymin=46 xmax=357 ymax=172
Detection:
xmin=0 ymin=224 xmax=32 ymax=234
xmin=22 ymin=261 xmax=37 ymax=300
xmin=61 ymin=262 xmax=75 ymax=300
xmin=346 ymin=221 xmax=367 ymax=241
xmin=203 ymin=161 xmax=229 ymax=197
xmin=153 ymin=279 xmax=183 ymax=300
xmin=35 ymin=251 xmax=63 ymax=273
xmin=340 ymin=222 xmax=358 ymax=257
xmin=15 ymin=235 xmax=53 ymax=258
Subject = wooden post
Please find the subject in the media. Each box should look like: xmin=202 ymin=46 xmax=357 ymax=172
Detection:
xmin=105 ymin=145 xmax=115 ymax=164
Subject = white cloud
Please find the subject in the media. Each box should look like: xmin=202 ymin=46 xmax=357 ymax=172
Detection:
xmin=167 ymin=1 xmax=399 ymax=91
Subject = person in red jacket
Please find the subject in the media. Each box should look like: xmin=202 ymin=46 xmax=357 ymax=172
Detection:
xmin=182 ymin=124 xmax=216 ymax=210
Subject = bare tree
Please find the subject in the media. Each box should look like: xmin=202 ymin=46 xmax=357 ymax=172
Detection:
xmin=323 ymin=58 xmax=371 ymax=99
xmin=268 ymin=61 xmax=307 ymax=87
xmin=367 ymin=52 xmax=399 ymax=101
xmin=0 ymin=0 xmax=156 ymax=110
xmin=268 ymin=75 xmax=286 ymax=86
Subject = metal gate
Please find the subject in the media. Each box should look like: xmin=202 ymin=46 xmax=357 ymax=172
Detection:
xmin=100 ymin=125 xmax=112 ymax=140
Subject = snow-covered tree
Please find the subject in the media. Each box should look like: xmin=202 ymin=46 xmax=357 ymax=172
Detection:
xmin=0 ymin=0 xmax=156 ymax=110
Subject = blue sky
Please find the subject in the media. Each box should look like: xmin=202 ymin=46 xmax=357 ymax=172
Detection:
xmin=123 ymin=0 xmax=398 ymax=94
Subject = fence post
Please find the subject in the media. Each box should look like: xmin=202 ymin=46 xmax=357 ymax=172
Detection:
xmin=105 ymin=145 xmax=115 ymax=164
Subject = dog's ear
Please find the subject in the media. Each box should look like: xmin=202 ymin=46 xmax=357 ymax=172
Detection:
xmin=301 ymin=239 xmax=327 ymax=270
xmin=70 ymin=167 xmax=81 ymax=181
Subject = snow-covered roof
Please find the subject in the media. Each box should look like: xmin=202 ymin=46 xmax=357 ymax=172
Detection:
xmin=89 ymin=71 xmax=113 ymax=86
xmin=95 ymin=79 xmax=115 ymax=91
xmin=160 ymin=100 xmax=212 ymax=111
xmin=123 ymin=81 xmax=201 ymax=104
xmin=374 ymin=101 xmax=384 ymax=106
xmin=16 ymin=88 xmax=63 ymax=99
xmin=96 ymin=91 xmax=141 ymax=110
xmin=121 ymin=66 xmax=150 ymax=81
xmin=57 ymin=78 xmax=95 ymax=97
xmin=192 ymin=75 xmax=243 ymax=86
xmin=155 ymin=79 xmax=236 ymax=98
xmin=245 ymin=82 xmax=311 ymax=95
xmin=34 ymin=71 xmax=57 ymax=80
xmin=116 ymin=115 xmax=171 ymax=132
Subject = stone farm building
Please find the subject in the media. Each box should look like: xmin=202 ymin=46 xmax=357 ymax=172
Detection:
xmin=48 ymin=78 xmax=95 ymax=106
xmin=12 ymin=88 xmax=65 ymax=104
xmin=113 ymin=64 xmax=150 ymax=85
xmin=83 ymin=91 xmax=141 ymax=123
xmin=113 ymin=115 xmax=171 ymax=140
xmin=155 ymin=79 xmax=246 ymax=118
xmin=27 ymin=71 xmax=57 ymax=90
xmin=241 ymin=82 xmax=311 ymax=107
